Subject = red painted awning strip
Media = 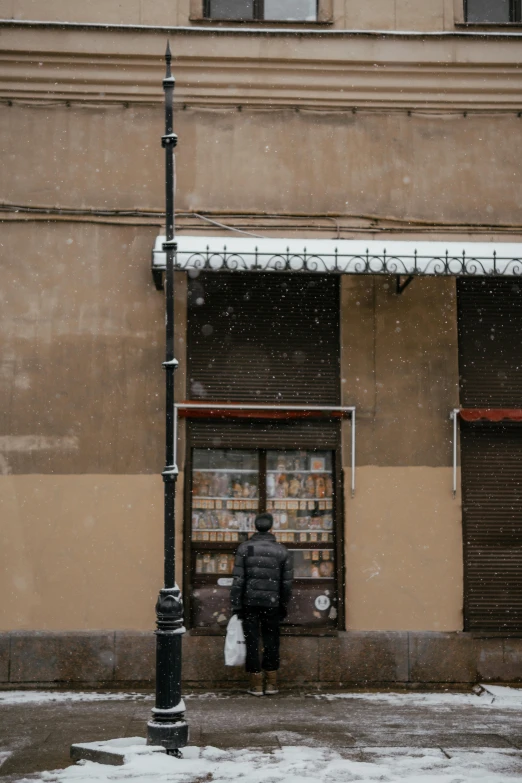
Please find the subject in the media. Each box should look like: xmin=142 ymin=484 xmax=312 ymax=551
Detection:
xmin=459 ymin=408 xmax=522 ymax=422
xmin=177 ymin=406 xmax=346 ymax=420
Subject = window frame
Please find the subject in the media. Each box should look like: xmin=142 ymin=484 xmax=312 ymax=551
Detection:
xmin=464 ymin=0 xmax=522 ymax=24
xmin=184 ymin=436 xmax=345 ymax=634
xmin=202 ymin=0 xmax=320 ymax=23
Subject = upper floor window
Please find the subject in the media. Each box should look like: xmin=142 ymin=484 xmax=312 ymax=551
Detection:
xmin=465 ymin=0 xmax=521 ymax=23
xmin=204 ymin=0 xmax=318 ymax=21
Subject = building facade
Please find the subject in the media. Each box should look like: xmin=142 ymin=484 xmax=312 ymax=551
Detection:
xmin=1 ymin=0 xmax=522 ymax=687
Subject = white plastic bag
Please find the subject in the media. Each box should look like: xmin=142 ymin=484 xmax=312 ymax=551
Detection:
xmin=224 ymin=614 xmax=246 ymax=667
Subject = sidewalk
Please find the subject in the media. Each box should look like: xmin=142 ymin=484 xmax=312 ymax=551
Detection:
xmin=1 ymin=687 xmax=522 ymax=781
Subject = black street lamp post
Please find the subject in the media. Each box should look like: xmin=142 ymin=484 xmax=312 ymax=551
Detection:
xmin=146 ymin=43 xmax=189 ymax=756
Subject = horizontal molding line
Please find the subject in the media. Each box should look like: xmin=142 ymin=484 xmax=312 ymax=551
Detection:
xmin=1 ymin=87 xmax=521 ymax=110
xmin=3 ymin=99 xmax=522 ymax=117
xmin=3 ymin=95 xmax=522 ymax=110
xmin=1 ymin=19 xmax=522 ymax=37
xmin=2 ymin=32 xmax=522 ymax=109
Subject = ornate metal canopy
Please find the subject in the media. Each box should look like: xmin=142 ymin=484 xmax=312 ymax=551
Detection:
xmin=152 ymin=234 xmax=522 ymax=289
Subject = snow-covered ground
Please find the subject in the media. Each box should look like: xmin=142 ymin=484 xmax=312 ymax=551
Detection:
xmin=2 ymin=683 xmax=519 ymax=708
xmin=32 ymin=741 xmax=522 ymax=783
xmin=3 ymin=686 xmax=522 ymax=782
xmin=0 ymin=691 xmax=152 ymax=706
xmin=317 ymin=683 xmax=522 ymax=709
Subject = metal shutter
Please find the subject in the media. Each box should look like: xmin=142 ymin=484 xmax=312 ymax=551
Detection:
xmin=187 ymin=273 xmax=340 ymax=404
xmin=188 ymin=418 xmax=340 ymax=450
xmin=458 ymin=278 xmax=522 ymax=407
xmin=461 ymin=422 xmax=522 ymax=631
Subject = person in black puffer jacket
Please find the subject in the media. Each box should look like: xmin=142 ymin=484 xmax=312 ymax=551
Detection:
xmin=230 ymin=512 xmax=293 ymax=696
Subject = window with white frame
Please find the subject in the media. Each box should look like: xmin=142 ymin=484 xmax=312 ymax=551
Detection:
xmin=204 ymin=0 xmax=318 ymax=21
xmin=465 ymin=0 xmax=521 ymax=23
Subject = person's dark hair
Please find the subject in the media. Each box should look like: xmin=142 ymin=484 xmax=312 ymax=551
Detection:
xmin=255 ymin=513 xmax=273 ymax=532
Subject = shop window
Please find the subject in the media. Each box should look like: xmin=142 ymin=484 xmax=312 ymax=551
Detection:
xmin=465 ymin=0 xmax=521 ymax=23
xmin=188 ymin=447 xmax=340 ymax=632
xmin=204 ymin=0 xmax=318 ymax=21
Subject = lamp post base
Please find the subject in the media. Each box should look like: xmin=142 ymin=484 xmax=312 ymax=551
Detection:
xmin=146 ymin=719 xmax=189 ymax=752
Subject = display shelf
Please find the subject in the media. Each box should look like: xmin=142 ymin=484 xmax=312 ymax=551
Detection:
xmin=191 ymin=541 xmax=334 ymax=552
xmin=193 ymin=527 xmax=331 ymax=534
xmin=193 ymin=469 xmax=258 ymax=473
xmin=193 ymin=496 xmax=258 ymax=500
xmin=267 ymin=470 xmax=331 ymax=474
xmin=267 ymin=499 xmax=333 ymax=504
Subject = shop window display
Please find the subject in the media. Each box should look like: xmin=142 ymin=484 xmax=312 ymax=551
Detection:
xmin=189 ymin=447 xmax=338 ymax=630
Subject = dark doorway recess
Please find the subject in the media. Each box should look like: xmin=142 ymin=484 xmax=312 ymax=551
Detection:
xmin=461 ymin=422 xmax=522 ymax=631
xmin=187 ymin=273 xmax=340 ymax=405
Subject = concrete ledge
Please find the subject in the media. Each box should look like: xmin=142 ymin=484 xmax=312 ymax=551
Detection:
xmin=114 ymin=631 xmax=154 ymax=682
xmin=70 ymin=737 xmax=165 ymax=766
xmin=320 ymin=632 xmax=409 ymax=684
xmin=409 ymin=632 xmax=476 ymax=683
xmin=9 ymin=631 xmax=114 ymax=683
xmin=1 ymin=630 xmax=522 ymax=687
xmin=0 ymin=634 xmax=9 ymax=682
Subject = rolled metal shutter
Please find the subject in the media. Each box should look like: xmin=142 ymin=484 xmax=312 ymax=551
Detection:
xmin=458 ymin=278 xmax=522 ymax=407
xmin=461 ymin=423 xmax=522 ymax=631
xmin=458 ymin=277 xmax=522 ymax=631
xmin=187 ymin=273 xmax=340 ymax=404
xmin=188 ymin=418 xmax=340 ymax=450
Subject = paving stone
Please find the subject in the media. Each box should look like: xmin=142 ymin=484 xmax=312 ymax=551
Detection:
xmin=437 ymin=733 xmax=512 ymax=749
xmin=70 ymin=738 xmax=165 ymax=766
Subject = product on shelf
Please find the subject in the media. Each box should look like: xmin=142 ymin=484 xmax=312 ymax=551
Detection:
xmin=266 ymin=474 xmax=276 ymax=498
xmin=319 ymin=561 xmax=334 ymax=578
xmin=291 ymin=548 xmax=334 ymax=578
xmin=304 ymin=476 xmax=315 ymax=497
xmin=315 ymin=476 xmax=326 ymax=499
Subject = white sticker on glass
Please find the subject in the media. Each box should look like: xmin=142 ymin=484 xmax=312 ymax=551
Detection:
xmin=315 ymin=595 xmax=331 ymax=611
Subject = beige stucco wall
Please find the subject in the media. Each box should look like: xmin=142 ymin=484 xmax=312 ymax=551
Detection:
xmin=0 ymin=20 xmax=490 ymax=635
xmin=0 ymin=473 xmax=186 ymax=630
xmin=344 ymin=468 xmax=462 ymax=631
xmin=3 ymin=105 xmax=522 ymax=226
xmin=0 ymin=0 xmax=459 ymax=31
xmin=340 ymin=275 xmax=463 ymax=630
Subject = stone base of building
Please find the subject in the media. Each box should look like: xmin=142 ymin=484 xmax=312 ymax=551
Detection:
xmin=1 ymin=631 xmax=521 ymax=689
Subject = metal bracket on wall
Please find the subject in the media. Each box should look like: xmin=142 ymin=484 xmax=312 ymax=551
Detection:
xmin=450 ymin=408 xmax=461 ymax=498
xmin=173 ymin=402 xmax=357 ymax=497
xmin=396 ymin=275 xmax=414 ymax=295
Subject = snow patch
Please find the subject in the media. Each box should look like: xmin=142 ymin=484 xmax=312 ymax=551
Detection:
xmin=315 ymin=686 xmax=522 ymax=709
xmin=29 ymin=743 xmax=522 ymax=783
xmin=0 ymin=691 xmax=153 ymax=706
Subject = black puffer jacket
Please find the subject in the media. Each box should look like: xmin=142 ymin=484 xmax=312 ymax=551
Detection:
xmin=230 ymin=532 xmax=293 ymax=612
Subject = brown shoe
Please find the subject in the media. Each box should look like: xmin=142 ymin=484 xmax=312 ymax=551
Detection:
xmin=247 ymin=671 xmax=264 ymax=696
xmin=264 ymin=670 xmax=279 ymax=695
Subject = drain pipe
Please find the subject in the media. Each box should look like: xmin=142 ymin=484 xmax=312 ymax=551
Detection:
xmin=450 ymin=409 xmax=460 ymax=499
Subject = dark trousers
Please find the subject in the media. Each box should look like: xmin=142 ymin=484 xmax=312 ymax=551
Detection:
xmin=242 ymin=607 xmax=280 ymax=673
